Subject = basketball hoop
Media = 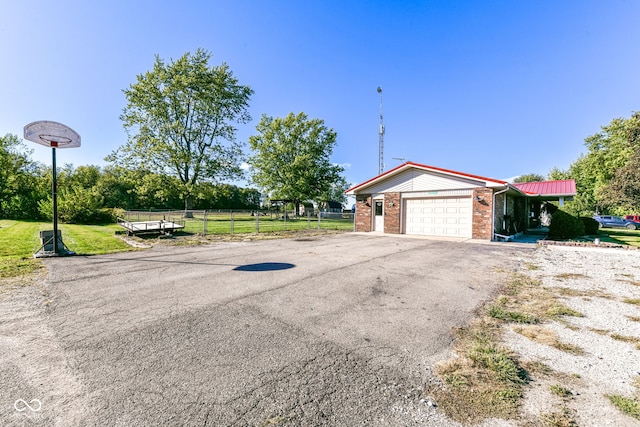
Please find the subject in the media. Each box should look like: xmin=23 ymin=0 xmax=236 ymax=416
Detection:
xmin=24 ymin=120 xmax=81 ymax=257
xmin=24 ymin=120 xmax=81 ymax=148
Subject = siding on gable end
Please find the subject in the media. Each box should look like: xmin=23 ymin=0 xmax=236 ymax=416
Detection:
xmin=363 ymin=168 xmax=486 ymax=194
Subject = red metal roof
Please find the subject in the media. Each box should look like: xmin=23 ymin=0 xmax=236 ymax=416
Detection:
xmin=511 ymin=180 xmax=576 ymax=196
xmin=346 ymin=161 xmax=507 ymax=193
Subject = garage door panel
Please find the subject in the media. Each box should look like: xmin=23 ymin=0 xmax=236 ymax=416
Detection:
xmin=405 ymin=197 xmax=472 ymax=238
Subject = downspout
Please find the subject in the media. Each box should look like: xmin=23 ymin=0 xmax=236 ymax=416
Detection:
xmin=492 ymin=187 xmax=509 ymax=241
xmin=503 ymin=193 xmax=508 ymax=231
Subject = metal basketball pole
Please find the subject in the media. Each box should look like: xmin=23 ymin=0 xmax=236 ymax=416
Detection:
xmin=51 ymin=146 xmax=59 ymax=254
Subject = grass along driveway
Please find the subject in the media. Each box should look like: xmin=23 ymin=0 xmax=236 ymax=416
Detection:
xmin=0 ymin=220 xmax=130 ymax=279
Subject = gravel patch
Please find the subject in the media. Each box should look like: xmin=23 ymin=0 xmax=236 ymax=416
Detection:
xmin=508 ymin=245 xmax=640 ymax=426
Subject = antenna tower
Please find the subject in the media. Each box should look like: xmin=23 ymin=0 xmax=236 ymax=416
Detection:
xmin=377 ymin=86 xmax=385 ymax=174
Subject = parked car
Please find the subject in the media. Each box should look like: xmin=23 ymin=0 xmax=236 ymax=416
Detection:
xmin=593 ymin=215 xmax=640 ymax=230
xmin=625 ymin=215 xmax=640 ymax=222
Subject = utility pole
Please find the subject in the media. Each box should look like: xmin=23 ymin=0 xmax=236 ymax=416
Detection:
xmin=377 ymin=86 xmax=385 ymax=175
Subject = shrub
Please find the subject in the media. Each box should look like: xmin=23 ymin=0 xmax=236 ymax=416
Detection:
xmin=104 ymin=208 xmax=125 ymax=222
xmin=37 ymin=192 xmax=122 ymax=224
xmin=580 ymin=217 xmax=599 ymax=235
xmin=548 ymin=210 xmax=585 ymax=240
xmin=91 ymin=208 xmax=123 ymax=224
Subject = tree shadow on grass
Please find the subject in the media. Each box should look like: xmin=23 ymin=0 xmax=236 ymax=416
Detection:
xmin=597 ymin=230 xmax=640 ymax=247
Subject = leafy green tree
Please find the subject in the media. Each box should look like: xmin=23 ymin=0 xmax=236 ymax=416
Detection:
xmin=68 ymin=165 xmax=101 ymax=189
xmin=132 ymin=172 xmax=183 ymax=209
xmin=513 ymin=173 xmax=545 ymax=183
xmin=239 ymin=187 xmax=261 ymax=209
xmin=0 ymin=134 xmax=44 ymax=219
xmin=547 ymin=166 xmax=571 ymax=181
xmin=558 ymin=112 xmax=640 ymax=216
xmin=558 ymin=155 xmax=597 ymax=217
xmin=596 ymin=112 xmax=640 ymax=214
xmin=598 ymin=151 xmax=640 ymax=214
xmin=36 ymin=164 xmax=107 ymax=223
xmin=57 ymin=186 xmax=106 ymax=223
xmin=192 ymin=183 xmax=259 ymax=209
xmin=247 ymin=112 xmax=346 ymax=215
xmin=95 ymin=166 xmax=139 ymax=209
xmin=317 ymin=175 xmax=349 ymax=206
xmin=108 ymin=48 xmax=253 ymax=209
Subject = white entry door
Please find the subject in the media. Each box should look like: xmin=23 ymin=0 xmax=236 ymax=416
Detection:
xmin=405 ymin=197 xmax=472 ymax=237
xmin=374 ymin=200 xmax=384 ymax=231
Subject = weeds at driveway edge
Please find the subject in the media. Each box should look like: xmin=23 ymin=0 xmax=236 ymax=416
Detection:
xmin=428 ymin=272 xmax=590 ymax=424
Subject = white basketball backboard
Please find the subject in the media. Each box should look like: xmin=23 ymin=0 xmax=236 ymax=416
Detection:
xmin=24 ymin=120 xmax=81 ymax=148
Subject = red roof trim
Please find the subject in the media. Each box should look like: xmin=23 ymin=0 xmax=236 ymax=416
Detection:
xmin=346 ymin=161 xmax=507 ymax=193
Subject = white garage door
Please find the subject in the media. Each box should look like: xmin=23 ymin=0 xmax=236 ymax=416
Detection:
xmin=405 ymin=197 xmax=472 ymax=237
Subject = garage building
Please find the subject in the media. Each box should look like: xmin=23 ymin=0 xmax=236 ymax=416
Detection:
xmin=345 ymin=162 xmax=576 ymax=240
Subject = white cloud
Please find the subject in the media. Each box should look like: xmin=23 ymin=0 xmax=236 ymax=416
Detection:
xmin=502 ymin=176 xmax=519 ymax=183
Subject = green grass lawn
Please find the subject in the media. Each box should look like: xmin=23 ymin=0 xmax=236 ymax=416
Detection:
xmin=0 ymin=216 xmax=353 ymax=279
xmin=594 ymin=228 xmax=640 ymax=247
xmin=124 ymin=211 xmax=354 ymax=235
xmin=190 ymin=215 xmax=353 ymax=234
xmin=0 ymin=220 xmax=131 ymax=278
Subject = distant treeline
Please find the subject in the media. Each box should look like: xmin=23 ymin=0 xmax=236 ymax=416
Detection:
xmin=1 ymin=134 xmax=260 ymax=224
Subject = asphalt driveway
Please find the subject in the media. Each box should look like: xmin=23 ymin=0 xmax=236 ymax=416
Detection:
xmin=1 ymin=233 xmax=529 ymax=426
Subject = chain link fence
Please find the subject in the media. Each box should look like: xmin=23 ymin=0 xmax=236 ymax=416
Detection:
xmin=122 ymin=209 xmax=354 ymax=236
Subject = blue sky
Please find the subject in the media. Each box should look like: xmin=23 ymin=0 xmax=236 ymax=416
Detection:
xmin=2 ymin=0 xmax=639 ymax=189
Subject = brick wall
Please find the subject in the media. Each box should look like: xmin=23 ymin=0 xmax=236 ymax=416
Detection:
xmin=472 ymin=188 xmax=494 ymax=240
xmin=355 ymin=195 xmax=372 ymax=232
xmin=384 ymin=192 xmax=401 ymax=234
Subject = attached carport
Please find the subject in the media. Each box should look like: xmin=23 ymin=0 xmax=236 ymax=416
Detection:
xmin=512 ymin=180 xmax=577 ymax=229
